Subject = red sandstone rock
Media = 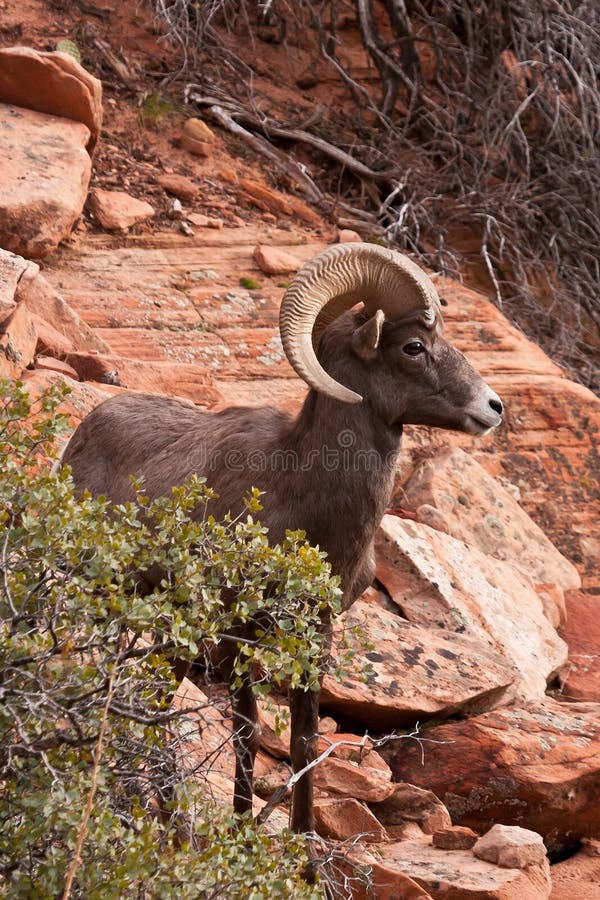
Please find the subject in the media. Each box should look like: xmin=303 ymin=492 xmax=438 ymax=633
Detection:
xmin=239 ymin=179 xmax=294 ymax=217
xmin=352 ymin=841 xmax=552 ymax=899
xmin=88 ymin=189 xmax=155 ymax=231
xmin=34 ymin=356 xmax=79 ymax=380
xmin=321 ymin=598 xmax=514 ymax=730
xmin=318 ymin=716 xmax=337 ymax=734
xmin=550 ymin=846 xmax=600 ymax=899
xmin=375 ymin=515 xmax=567 ymax=701
xmin=474 ymin=824 xmax=547 ymax=869
xmin=314 ymin=797 xmax=388 ymax=842
xmin=65 ymin=351 xmax=222 ymax=405
xmin=337 ymin=228 xmax=362 ymax=242
xmin=253 ymin=244 xmax=302 ymax=275
xmin=171 ymin=678 xmax=238 ymax=781
xmin=170 ymin=679 xmax=289 ymax=830
xmin=432 ymin=825 xmax=479 ymax=850
xmin=0 ymin=46 xmax=102 ymax=152
xmin=400 ymin=447 xmax=580 ymax=602
xmin=187 ymin=213 xmax=224 ymax=229
xmin=157 ymin=173 xmax=199 ymax=202
xmin=181 ymin=117 xmax=216 ymax=157
xmin=369 ymin=783 xmax=452 ymax=838
xmin=0 ymin=104 xmax=91 ymax=259
xmin=0 ymin=303 xmax=37 ymax=378
xmin=0 ymin=248 xmax=32 ymax=318
xmin=16 ymin=268 xmax=108 ymax=354
xmin=558 ymin=591 xmax=600 ymax=701
xmin=382 ymin=696 xmax=600 ymax=856
xmin=21 ymin=369 xmax=113 ymax=428
xmin=313 ymin=754 xmax=394 ymax=803
xmin=31 ymin=313 xmax=75 ymax=359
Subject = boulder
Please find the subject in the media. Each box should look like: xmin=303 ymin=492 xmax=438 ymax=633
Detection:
xmin=187 ymin=213 xmax=224 ymax=229
xmin=321 ymin=598 xmax=514 ymax=730
xmin=16 ymin=266 xmax=108 ymax=354
xmin=399 ymin=447 xmax=581 ymax=601
xmin=313 ymin=753 xmax=394 ymax=803
xmin=0 ymin=103 xmax=91 ymax=258
xmin=0 ymin=248 xmax=32 ymax=318
xmin=88 ymin=189 xmax=155 ymax=231
xmin=0 ymin=303 xmax=37 ymax=378
xmin=253 ymin=244 xmax=302 ymax=275
xmin=337 ymin=228 xmax=362 ymax=242
xmin=375 ymin=515 xmax=567 ymax=701
xmin=21 ymin=369 xmax=113 ymax=428
xmin=34 ymin=356 xmax=80 ymax=380
xmin=157 ymin=173 xmax=199 ymax=202
xmin=381 ymin=697 xmax=600 ymax=855
xmin=0 ymin=46 xmax=102 ymax=153
xmin=369 ymin=783 xmax=452 ymax=838
xmin=314 ymin=797 xmax=388 ymax=843
xmin=181 ymin=117 xmax=216 ymax=156
xmin=31 ymin=314 xmax=75 ymax=359
xmin=432 ymin=826 xmax=479 ymax=850
xmin=473 ymin=825 xmax=547 ymax=869
xmin=352 ymin=841 xmax=552 ymax=900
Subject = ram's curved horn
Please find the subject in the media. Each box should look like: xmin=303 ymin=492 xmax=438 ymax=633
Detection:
xmin=279 ymin=242 xmax=442 ymax=403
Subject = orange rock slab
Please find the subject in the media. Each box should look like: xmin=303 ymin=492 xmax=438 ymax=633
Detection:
xmin=382 ymin=697 xmax=600 ymax=856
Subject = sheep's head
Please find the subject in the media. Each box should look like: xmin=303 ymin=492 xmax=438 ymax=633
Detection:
xmin=279 ymin=243 xmax=503 ymax=436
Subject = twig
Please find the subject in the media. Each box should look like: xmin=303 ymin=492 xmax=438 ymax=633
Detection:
xmin=61 ymin=653 xmax=120 ymax=899
xmin=255 ymin=724 xmax=452 ymax=825
xmin=203 ymin=104 xmax=324 ymax=205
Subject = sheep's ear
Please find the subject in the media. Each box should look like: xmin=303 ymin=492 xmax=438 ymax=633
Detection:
xmin=351 ymin=309 xmax=385 ymax=360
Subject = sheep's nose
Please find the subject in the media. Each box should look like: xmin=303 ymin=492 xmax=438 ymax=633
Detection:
xmin=489 ymin=397 xmax=503 ymax=416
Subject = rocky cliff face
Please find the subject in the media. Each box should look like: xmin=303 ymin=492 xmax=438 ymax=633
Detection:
xmin=0 ymin=27 xmax=599 ymax=900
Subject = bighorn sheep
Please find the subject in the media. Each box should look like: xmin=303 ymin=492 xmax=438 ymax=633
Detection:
xmin=62 ymin=243 xmax=503 ymax=833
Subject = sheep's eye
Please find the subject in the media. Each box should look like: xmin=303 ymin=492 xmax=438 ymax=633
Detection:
xmin=403 ymin=340 xmax=425 ymax=356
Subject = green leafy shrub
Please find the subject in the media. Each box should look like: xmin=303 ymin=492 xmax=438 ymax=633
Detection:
xmin=239 ymin=277 xmax=261 ymax=290
xmin=138 ymin=94 xmax=175 ymax=130
xmin=56 ymin=39 xmax=81 ymax=63
xmin=0 ymin=380 xmax=342 ymax=898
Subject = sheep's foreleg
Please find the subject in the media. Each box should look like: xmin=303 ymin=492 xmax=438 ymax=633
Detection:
xmin=289 ymin=679 xmax=320 ymax=832
xmin=230 ymin=669 xmax=260 ymax=817
xmin=220 ymin=631 xmax=261 ymax=819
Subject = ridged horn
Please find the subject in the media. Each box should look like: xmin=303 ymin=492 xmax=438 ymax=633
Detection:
xmin=279 ymin=242 xmax=442 ymax=403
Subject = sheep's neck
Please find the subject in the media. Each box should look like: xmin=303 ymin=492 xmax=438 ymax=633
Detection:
xmin=281 ymin=389 xmax=401 ymax=546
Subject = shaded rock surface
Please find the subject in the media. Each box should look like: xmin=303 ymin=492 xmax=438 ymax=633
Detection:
xmin=0 ymin=103 xmax=91 ymax=258
xmin=375 ymin=515 xmax=567 ymax=701
xmin=382 ymin=697 xmax=600 ymax=855
xmin=369 ymin=783 xmax=452 ymax=838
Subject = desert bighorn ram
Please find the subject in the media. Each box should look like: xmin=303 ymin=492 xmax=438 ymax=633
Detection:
xmin=62 ymin=243 xmax=503 ymax=832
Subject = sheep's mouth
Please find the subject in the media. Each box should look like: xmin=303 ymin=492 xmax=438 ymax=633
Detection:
xmin=464 ymin=413 xmax=502 ymax=436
